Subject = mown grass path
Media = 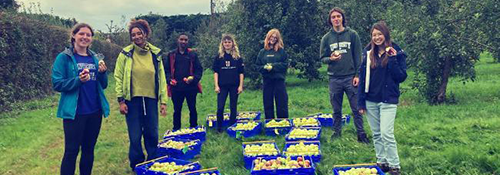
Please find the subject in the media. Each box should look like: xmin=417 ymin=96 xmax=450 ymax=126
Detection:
xmin=1 ymin=55 xmax=499 ymax=175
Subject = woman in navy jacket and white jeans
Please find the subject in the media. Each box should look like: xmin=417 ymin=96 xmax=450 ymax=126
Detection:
xmin=358 ymin=21 xmax=407 ymax=175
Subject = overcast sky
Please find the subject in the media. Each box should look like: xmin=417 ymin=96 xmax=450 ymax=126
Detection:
xmin=17 ymin=0 xmax=231 ymax=31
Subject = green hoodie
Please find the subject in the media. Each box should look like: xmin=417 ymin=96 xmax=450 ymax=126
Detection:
xmin=320 ymin=27 xmax=362 ymax=77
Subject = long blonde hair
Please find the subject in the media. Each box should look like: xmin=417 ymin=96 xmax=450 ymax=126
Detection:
xmin=218 ymin=34 xmax=241 ymax=59
xmin=264 ymin=29 xmax=284 ymax=51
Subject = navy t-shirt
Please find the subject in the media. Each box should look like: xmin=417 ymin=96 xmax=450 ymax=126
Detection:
xmin=75 ymin=53 xmax=100 ymax=115
xmin=212 ymin=53 xmax=244 ymax=86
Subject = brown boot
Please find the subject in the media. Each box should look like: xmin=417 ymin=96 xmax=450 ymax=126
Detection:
xmin=389 ymin=167 xmax=401 ymax=175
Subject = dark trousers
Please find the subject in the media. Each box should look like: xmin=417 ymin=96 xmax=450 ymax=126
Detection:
xmin=61 ymin=111 xmax=102 ymax=175
xmin=263 ymin=78 xmax=289 ymax=119
xmin=328 ymin=76 xmax=366 ymax=135
xmin=217 ymin=85 xmax=238 ymax=129
xmin=171 ymin=89 xmax=198 ymax=130
xmin=125 ymin=97 xmax=159 ymax=169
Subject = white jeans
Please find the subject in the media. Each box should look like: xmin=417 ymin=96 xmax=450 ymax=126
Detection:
xmin=365 ymin=100 xmax=400 ymax=168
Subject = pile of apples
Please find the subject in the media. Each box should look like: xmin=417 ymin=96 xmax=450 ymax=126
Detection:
xmin=316 ymin=113 xmax=333 ymax=118
xmin=244 ymin=143 xmax=279 ymax=156
xmin=284 ymin=142 xmax=320 ymax=156
xmin=252 ymin=157 xmax=311 ymax=171
xmin=337 ymin=167 xmax=379 ymax=175
xmin=164 ymin=127 xmax=205 ymax=137
xmin=237 ymin=112 xmax=259 ymax=120
xmin=287 ymin=128 xmax=319 ymax=139
xmin=159 ymin=140 xmax=198 ymax=150
xmin=207 ymin=114 xmax=230 ymax=121
xmin=293 ymin=118 xmax=320 ymax=127
xmin=231 ymin=121 xmax=258 ymax=131
xmin=148 ymin=162 xmax=195 ymax=174
xmin=266 ymin=119 xmax=291 ymax=127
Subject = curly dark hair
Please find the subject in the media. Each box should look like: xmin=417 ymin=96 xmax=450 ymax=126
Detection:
xmin=128 ymin=19 xmax=151 ymax=38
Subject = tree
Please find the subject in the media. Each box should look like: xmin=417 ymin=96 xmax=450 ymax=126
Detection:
xmin=0 ymin=0 xmax=19 ymax=10
xmin=150 ymin=18 xmax=169 ymax=51
xmin=388 ymin=0 xmax=485 ymax=104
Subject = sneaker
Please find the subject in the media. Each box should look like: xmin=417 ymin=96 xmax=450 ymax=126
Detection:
xmin=357 ymin=133 xmax=370 ymax=144
xmin=389 ymin=167 xmax=401 ymax=175
xmin=377 ymin=163 xmax=390 ymax=172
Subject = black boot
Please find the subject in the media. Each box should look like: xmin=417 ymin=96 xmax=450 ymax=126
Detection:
xmin=377 ymin=163 xmax=390 ymax=172
xmin=357 ymin=133 xmax=370 ymax=144
xmin=389 ymin=167 xmax=401 ymax=175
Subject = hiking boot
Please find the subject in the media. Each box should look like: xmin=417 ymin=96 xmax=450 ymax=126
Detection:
xmin=357 ymin=133 xmax=370 ymax=144
xmin=389 ymin=167 xmax=401 ymax=175
xmin=377 ymin=163 xmax=390 ymax=172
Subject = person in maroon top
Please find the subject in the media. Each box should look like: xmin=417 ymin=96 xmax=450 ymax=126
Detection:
xmin=164 ymin=34 xmax=203 ymax=130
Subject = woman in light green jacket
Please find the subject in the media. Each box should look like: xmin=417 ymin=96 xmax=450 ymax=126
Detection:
xmin=114 ymin=19 xmax=168 ymax=170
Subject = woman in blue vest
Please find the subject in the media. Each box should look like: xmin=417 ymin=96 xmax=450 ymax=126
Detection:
xmin=358 ymin=21 xmax=407 ymax=175
xmin=52 ymin=23 xmax=110 ymax=175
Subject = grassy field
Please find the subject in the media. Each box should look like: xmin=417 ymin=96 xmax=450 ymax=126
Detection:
xmin=0 ymin=54 xmax=499 ymax=175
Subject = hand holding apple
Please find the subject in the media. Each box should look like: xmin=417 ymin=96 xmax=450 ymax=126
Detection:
xmin=330 ymin=50 xmax=342 ymax=61
xmin=170 ymin=79 xmax=177 ymax=86
xmin=79 ymin=68 xmax=90 ymax=82
xmin=98 ymin=60 xmax=107 ymax=73
xmin=386 ymin=47 xmax=396 ymax=56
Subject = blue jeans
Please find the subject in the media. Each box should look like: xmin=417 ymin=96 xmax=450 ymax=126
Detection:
xmin=365 ymin=100 xmax=400 ymax=168
xmin=125 ymin=97 xmax=159 ymax=169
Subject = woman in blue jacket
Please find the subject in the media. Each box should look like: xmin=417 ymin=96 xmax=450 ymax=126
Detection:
xmin=358 ymin=21 xmax=407 ymax=175
xmin=52 ymin=23 xmax=110 ymax=175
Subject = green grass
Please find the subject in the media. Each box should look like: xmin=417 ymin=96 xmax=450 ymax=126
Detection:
xmin=1 ymin=55 xmax=499 ymax=175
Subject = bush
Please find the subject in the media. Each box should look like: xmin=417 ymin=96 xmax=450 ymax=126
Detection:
xmin=0 ymin=11 xmax=121 ymax=112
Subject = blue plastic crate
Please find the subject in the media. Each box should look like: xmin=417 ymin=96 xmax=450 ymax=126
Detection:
xmin=157 ymin=138 xmax=202 ymax=160
xmin=242 ymin=141 xmax=281 ymax=169
xmin=333 ymin=164 xmax=385 ymax=175
xmin=283 ymin=141 xmax=322 ymax=163
xmin=163 ymin=126 xmax=207 ymax=142
xmin=250 ymin=156 xmax=315 ymax=175
xmin=285 ymin=127 xmax=321 ymax=142
xmin=264 ymin=119 xmax=293 ymax=136
xmin=292 ymin=117 xmax=321 ymax=128
xmin=312 ymin=113 xmax=334 ymax=127
xmin=180 ymin=167 xmax=221 ymax=175
xmin=227 ymin=121 xmax=262 ymax=138
xmin=206 ymin=114 xmax=231 ymax=128
xmin=135 ymin=156 xmax=202 ymax=175
xmin=236 ymin=111 xmax=261 ymax=121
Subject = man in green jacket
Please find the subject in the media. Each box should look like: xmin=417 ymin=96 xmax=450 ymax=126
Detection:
xmin=320 ymin=7 xmax=369 ymax=143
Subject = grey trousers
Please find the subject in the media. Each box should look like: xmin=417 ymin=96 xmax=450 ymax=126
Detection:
xmin=328 ymin=76 xmax=366 ymax=136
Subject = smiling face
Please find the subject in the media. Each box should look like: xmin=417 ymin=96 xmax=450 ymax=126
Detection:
xmin=371 ymin=29 xmax=386 ymax=46
xmin=330 ymin=11 xmax=343 ymax=28
xmin=177 ymin=35 xmax=189 ymax=50
xmin=72 ymin=27 xmax=93 ymax=49
xmin=268 ymin=34 xmax=278 ymax=46
xmin=131 ymin=27 xmax=147 ymax=47
xmin=223 ymin=39 xmax=233 ymax=51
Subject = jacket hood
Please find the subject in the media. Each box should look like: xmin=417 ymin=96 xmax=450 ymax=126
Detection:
xmin=122 ymin=42 xmax=161 ymax=55
xmin=364 ymin=42 xmax=403 ymax=52
xmin=62 ymin=47 xmax=97 ymax=58
xmin=331 ymin=27 xmax=353 ymax=35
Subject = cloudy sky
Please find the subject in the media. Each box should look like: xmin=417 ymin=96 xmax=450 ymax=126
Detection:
xmin=17 ymin=0 xmax=232 ymax=31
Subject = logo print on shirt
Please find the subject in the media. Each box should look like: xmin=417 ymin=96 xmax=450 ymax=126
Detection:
xmin=225 ymin=61 xmax=230 ymax=67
